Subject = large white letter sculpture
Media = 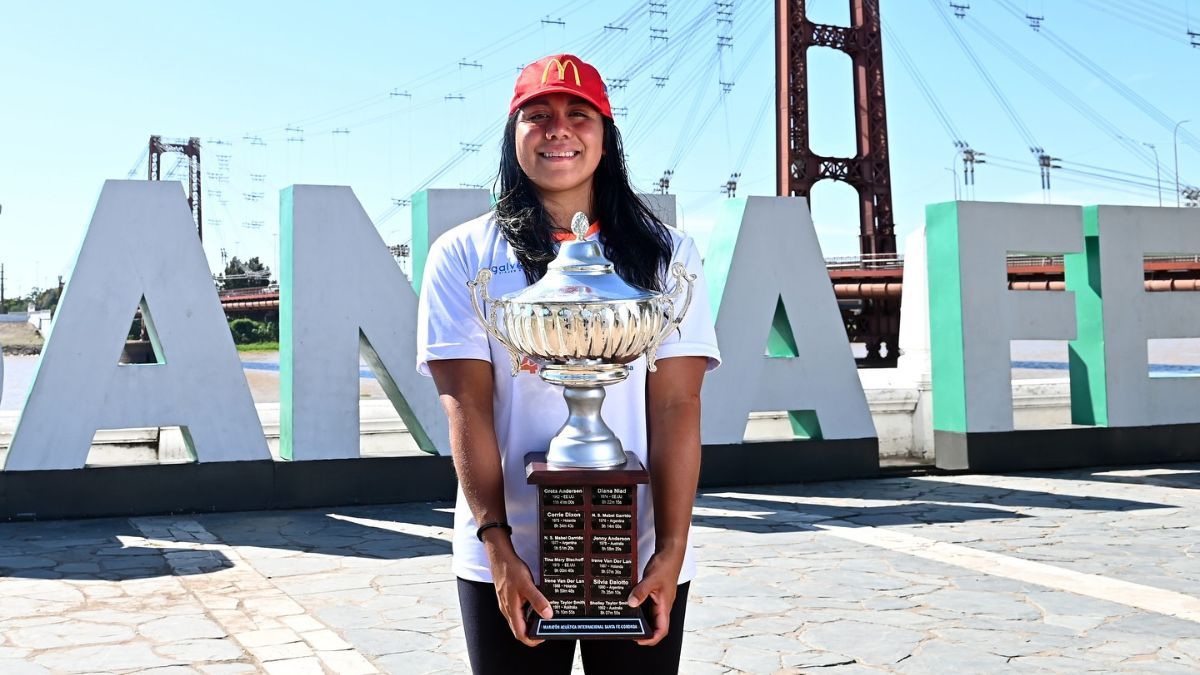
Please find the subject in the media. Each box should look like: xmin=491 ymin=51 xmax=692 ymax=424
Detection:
xmin=926 ymin=201 xmax=1082 ymax=440
xmin=5 ymin=180 xmax=269 ymax=471
xmin=701 ymin=197 xmax=875 ymax=443
xmin=1069 ymin=206 xmax=1200 ymax=426
xmin=279 ymin=185 xmax=449 ymax=460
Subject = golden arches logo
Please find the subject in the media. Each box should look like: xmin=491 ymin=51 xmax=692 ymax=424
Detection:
xmin=541 ymin=58 xmax=582 ymax=86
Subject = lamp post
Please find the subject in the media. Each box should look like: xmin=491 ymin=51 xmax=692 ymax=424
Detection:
xmin=1143 ymin=142 xmax=1162 ymax=207
xmin=1174 ymin=120 xmax=1190 ymax=208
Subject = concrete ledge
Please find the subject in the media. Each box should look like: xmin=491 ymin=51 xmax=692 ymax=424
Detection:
xmin=934 ymin=424 xmax=1200 ymax=472
xmin=0 ymin=440 xmax=881 ymax=521
xmin=0 ymin=456 xmax=458 ymax=521
xmin=700 ymin=439 xmax=880 ymax=487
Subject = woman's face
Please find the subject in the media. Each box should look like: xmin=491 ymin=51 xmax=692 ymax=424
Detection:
xmin=515 ymin=93 xmax=605 ymax=205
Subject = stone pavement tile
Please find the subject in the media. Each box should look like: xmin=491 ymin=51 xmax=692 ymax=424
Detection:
xmin=379 ymin=603 xmax=442 ymax=622
xmin=281 ymin=614 xmax=327 ymax=633
xmin=32 ymin=643 xmax=182 ymax=671
xmin=301 ymin=628 xmax=353 ymax=651
xmin=340 ymin=627 xmax=440 ymax=656
xmin=817 ymin=665 xmax=894 ymax=674
xmin=138 ymin=615 xmax=228 ymax=641
xmin=232 ymin=628 xmax=301 ymax=648
xmin=242 ymin=596 xmax=307 ymax=618
xmin=154 ymin=637 xmax=247 ymax=662
xmin=8 ymin=620 xmax=134 ymax=649
xmin=781 ymin=649 xmax=858 ymax=669
xmin=313 ymin=604 xmax=387 ymax=630
xmin=1085 ymin=613 xmax=1200 ymax=641
xmin=68 ymin=609 xmax=159 ymax=626
xmin=209 ymin=609 xmax=259 ymax=634
xmin=719 ymin=643 xmax=783 ymax=673
xmin=198 ymin=665 xmax=258 ymax=674
xmin=675 ymin=659 xmax=730 ymax=674
xmin=245 ymin=557 xmax=343 ymax=578
xmin=931 ymin=626 xmax=1067 ymax=659
xmin=893 ymin=641 xmax=1012 ymax=674
xmin=375 ymin=650 xmax=464 ymax=673
xmin=735 ymin=614 xmax=804 ymax=635
xmin=317 ymin=648 xmax=381 ymax=674
xmin=725 ymin=633 xmax=808 ymax=655
xmin=261 ymin=656 xmax=324 ymax=675
xmin=248 ymin=641 xmax=313 ymax=662
xmin=0 ymin=646 xmax=31 ymax=659
xmin=0 ymin=659 xmax=49 ymax=675
xmin=801 ymin=620 xmax=924 ymax=667
xmin=919 ymin=588 xmax=1043 ymax=620
xmin=682 ymin=635 xmax=726 ymax=662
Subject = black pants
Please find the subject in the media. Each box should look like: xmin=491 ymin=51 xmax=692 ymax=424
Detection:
xmin=457 ymin=578 xmax=690 ymax=675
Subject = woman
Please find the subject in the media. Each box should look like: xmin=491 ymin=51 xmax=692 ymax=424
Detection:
xmin=417 ymin=53 xmax=720 ymax=674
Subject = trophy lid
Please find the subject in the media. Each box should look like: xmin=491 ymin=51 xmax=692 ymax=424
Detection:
xmin=504 ymin=212 xmax=656 ymax=304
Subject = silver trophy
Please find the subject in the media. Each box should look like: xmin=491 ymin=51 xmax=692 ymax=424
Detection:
xmin=469 ymin=212 xmax=695 ymax=468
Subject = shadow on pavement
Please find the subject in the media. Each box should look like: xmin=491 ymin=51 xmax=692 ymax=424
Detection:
xmin=692 ymin=475 xmax=1172 ymax=534
xmin=1070 ymin=464 xmax=1200 ymax=491
xmin=1 ymin=470 xmax=1181 ymax=580
xmin=0 ymin=503 xmax=453 ymax=582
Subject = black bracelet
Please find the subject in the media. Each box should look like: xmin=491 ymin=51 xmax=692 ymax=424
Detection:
xmin=476 ymin=520 xmax=513 ymax=541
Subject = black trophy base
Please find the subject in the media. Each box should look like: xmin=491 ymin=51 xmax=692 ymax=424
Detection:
xmin=526 ymin=607 xmax=650 ymax=640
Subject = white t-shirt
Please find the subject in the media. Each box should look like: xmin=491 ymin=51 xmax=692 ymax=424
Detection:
xmin=416 ymin=212 xmax=721 ymax=585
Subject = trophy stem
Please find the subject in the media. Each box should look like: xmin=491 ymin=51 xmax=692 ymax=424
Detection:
xmin=546 ymin=385 xmax=626 ymax=468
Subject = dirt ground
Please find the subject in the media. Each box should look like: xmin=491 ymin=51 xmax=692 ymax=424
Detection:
xmin=0 ymin=321 xmax=43 ymax=354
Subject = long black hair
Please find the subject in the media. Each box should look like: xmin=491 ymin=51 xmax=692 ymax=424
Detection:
xmin=493 ymin=112 xmax=674 ymax=292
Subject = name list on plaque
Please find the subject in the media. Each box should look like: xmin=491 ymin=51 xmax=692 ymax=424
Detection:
xmin=537 ymin=483 xmax=640 ymax=623
xmin=527 ymin=452 xmax=650 ymax=639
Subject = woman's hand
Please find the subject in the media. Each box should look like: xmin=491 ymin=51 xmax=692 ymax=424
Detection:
xmin=485 ymin=533 xmax=554 ymax=647
xmin=626 ymin=548 xmax=684 ymax=646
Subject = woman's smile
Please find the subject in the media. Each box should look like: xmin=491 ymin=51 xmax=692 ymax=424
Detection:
xmin=539 ymin=150 xmax=580 ymax=160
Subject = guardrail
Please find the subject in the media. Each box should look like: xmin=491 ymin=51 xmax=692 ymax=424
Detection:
xmin=218 ymin=283 xmax=280 ymax=298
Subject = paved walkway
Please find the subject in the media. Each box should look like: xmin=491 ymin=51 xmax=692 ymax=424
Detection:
xmin=1 ymin=463 xmax=1198 ymax=673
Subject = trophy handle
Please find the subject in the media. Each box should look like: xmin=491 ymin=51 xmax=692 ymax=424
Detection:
xmin=644 ymin=262 xmax=696 ymax=373
xmin=468 ymin=269 xmax=523 ymax=376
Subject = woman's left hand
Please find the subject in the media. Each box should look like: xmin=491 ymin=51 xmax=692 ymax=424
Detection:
xmin=626 ymin=549 xmax=684 ymax=646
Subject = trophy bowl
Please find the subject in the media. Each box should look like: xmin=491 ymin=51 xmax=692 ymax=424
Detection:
xmin=499 ymin=299 xmax=671 ymax=366
xmin=469 ymin=212 xmax=694 ymax=467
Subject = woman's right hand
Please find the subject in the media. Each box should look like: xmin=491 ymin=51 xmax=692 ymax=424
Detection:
xmin=484 ymin=532 xmax=553 ymax=646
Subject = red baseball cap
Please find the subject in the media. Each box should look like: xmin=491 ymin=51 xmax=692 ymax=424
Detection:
xmin=508 ymin=54 xmax=613 ymax=119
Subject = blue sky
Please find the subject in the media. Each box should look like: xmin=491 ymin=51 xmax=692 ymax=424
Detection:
xmin=0 ymin=0 xmax=1197 ymax=296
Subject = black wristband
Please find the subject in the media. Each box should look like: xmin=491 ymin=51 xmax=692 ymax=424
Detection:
xmin=476 ymin=520 xmax=513 ymax=542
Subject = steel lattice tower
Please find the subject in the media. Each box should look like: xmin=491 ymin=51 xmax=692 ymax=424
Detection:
xmin=148 ymin=136 xmax=203 ymax=241
xmin=776 ymin=0 xmax=898 ymax=364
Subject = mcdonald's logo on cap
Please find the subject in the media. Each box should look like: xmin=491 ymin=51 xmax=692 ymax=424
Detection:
xmin=510 ymin=53 xmax=614 ymax=119
xmin=541 ymin=58 xmax=582 ymax=86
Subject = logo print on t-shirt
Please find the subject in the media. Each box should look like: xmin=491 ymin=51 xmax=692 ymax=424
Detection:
xmin=518 ymin=357 xmax=540 ymax=375
xmin=489 ymin=262 xmax=524 ymax=275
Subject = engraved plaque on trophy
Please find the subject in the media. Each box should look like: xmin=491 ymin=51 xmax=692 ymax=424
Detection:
xmin=468 ymin=212 xmax=696 ymax=640
xmin=525 ymin=451 xmax=650 ymax=638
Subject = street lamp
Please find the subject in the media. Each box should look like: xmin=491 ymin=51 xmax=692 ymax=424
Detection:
xmin=1143 ymin=142 xmax=1162 ymax=207
xmin=1174 ymin=120 xmax=1190 ymax=208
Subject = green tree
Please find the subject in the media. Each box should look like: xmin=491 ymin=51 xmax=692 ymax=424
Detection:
xmin=221 ymin=256 xmax=272 ymax=291
xmin=34 ymin=286 xmax=62 ymax=313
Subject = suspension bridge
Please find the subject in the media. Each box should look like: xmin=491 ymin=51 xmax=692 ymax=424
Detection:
xmin=130 ymin=0 xmax=1198 ymax=365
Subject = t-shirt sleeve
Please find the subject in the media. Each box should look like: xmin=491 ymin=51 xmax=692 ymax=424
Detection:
xmin=416 ymin=234 xmax=492 ymax=376
xmin=654 ymin=234 xmax=721 ymax=371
